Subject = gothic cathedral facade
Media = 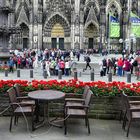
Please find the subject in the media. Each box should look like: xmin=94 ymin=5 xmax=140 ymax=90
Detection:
xmin=1 ymin=0 xmax=140 ymax=51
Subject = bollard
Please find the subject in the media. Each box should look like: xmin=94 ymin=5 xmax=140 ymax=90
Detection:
xmin=30 ymin=69 xmax=33 ymax=78
xmin=74 ymin=70 xmax=78 ymax=80
xmin=137 ymin=67 xmax=140 ymax=80
xmin=108 ymin=72 xmax=112 ymax=82
xmin=127 ymin=72 xmax=131 ymax=83
xmin=58 ymin=70 xmax=62 ymax=79
xmin=79 ymin=71 xmax=82 ymax=77
xmin=44 ymin=70 xmax=47 ymax=79
xmin=91 ymin=69 xmax=94 ymax=81
xmin=17 ymin=69 xmax=20 ymax=77
xmin=5 ymin=69 xmax=8 ymax=77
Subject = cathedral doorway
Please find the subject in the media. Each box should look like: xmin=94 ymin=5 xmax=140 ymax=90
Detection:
xmin=19 ymin=23 xmax=29 ymax=50
xmin=88 ymin=38 xmax=94 ymax=49
xmin=59 ymin=38 xmax=64 ymax=50
xmin=51 ymin=23 xmax=64 ymax=50
xmin=44 ymin=14 xmax=70 ymax=49
xmin=23 ymin=38 xmax=28 ymax=49
xmin=51 ymin=38 xmax=57 ymax=49
xmin=85 ymin=23 xmax=98 ymax=49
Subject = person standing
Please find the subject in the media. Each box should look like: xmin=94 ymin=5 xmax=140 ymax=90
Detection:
xmin=102 ymin=58 xmax=107 ymax=76
xmin=41 ymin=60 xmax=46 ymax=76
xmin=123 ymin=59 xmax=131 ymax=76
xmin=8 ymin=57 xmax=14 ymax=73
xmin=107 ymin=59 xmax=113 ymax=74
xmin=117 ymin=58 xmax=124 ymax=76
xmin=45 ymin=60 xmax=51 ymax=77
xmin=65 ymin=60 xmax=70 ymax=76
xmin=76 ymin=51 xmax=80 ymax=61
xmin=59 ymin=59 xmax=65 ymax=75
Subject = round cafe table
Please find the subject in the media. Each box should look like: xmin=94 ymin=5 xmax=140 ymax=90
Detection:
xmin=28 ymin=90 xmax=65 ymax=129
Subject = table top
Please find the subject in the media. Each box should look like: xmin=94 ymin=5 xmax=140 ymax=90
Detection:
xmin=28 ymin=90 xmax=65 ymax=101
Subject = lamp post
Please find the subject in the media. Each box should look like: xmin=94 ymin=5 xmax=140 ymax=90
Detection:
xmin=119 ymin=38 xmax=124 ymax=58
xmin=130 ymin=33 xmax=136 ymax=53
xmin=119 ymin=38 xmax=130 ymax=58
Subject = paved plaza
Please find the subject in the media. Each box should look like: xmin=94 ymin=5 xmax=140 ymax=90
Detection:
xmin=0 ymin=54 xmax=140 ymax=140
xmin=0 ymin=54 xmax=138 ymax=83
xmin=0 ymin=117 xmax=140 ymax=140
xmin=1 ymin=0 xmax=140 ymax=139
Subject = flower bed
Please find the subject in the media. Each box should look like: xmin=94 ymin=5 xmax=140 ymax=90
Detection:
xmin=1 ymin=79 xmax=139 ymax=119
xmin=0 ymin=65 xmax=16 ymax=72
xmin=0 ymin=79 xmax=140 ymax=96
xmin=0 ymin=65 xmax=9 ymax=72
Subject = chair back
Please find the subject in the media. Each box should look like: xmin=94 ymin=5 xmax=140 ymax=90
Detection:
xmin=84 ymin=89 xmax=92 ymax=107
xmin=14 ymin=84 xmax=21 ymax=97
xmin=122 ymin=92 xmax=131 ymax=120
xmin=82 ymin=85 xmax=90 ymax=99
xmin=121 ymin=91 xmax=126 ymax=111
xmin=7 ymin=87 xmax=18 ymax=110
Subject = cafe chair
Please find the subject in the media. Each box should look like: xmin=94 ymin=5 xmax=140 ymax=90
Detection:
xmin=65 ymin=85 xmax=90 ymax=105
xmin=7 ymin=87 xmax=35 ymax=132
xmin=122 ymin=92 xmax=140 ymax=137
xmin=64 ymin=89 xmax=93 ymax=135
xmin=14 ymin=84 xmax=35 ymax=105
xmin=121 ymin=92 xmax=140 ymax=127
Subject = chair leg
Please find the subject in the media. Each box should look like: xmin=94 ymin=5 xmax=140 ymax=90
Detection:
xmin=64 ymin=114 xmax=67 ymax=135
xmin=122 ymin=111 xmax=127 ymax=130
xmin=127 ymin=119 xmax=132 ymax=137
xmin=9 ymin=115 xmax=13 ymax=132
xmin=14 ymin=116 xmax=16 ymax=125
xmin=32 ymin=112 xmax=35 ymax=131
xmin=119 ymin=110 xmax=123 ymax=122
xmin=16 ymin=117 xmax=19 ymax=125
xmin=86 ymin=116 xmax=90 ymax=134
xmin=85 ymin=118 xmax=87 ymax=127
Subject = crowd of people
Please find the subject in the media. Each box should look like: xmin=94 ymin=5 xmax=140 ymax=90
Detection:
xmin=1 ymin=48 xmax=140 ymax=79
xmin=2 ymin=49 xmax=82 ymax=75
xmin=99 ymin=53 xmax=140 ymax=77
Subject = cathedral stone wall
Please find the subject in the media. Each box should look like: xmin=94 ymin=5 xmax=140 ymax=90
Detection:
xmin=0 ymin=0 xmax=140 ymax=52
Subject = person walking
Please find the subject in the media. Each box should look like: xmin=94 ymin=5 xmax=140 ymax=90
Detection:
xmin=83 ymin=56 xmax=91 ymax=71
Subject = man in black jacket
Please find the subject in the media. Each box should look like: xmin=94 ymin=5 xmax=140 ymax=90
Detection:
xmin=83 ymin=56 xmax=91 ymax=71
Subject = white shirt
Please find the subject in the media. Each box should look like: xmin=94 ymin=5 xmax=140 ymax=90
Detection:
xmin=65 ymin=61 xmax=70 ymax=69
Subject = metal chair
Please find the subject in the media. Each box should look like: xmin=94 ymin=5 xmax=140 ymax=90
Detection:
xmin=64 ymin=89 xmax=93 ymax=135
xmin=120 ymin=92 xmax=140 ymax=123
xmin=65 ymin=85 xmax=90 ymax=107
xmin=14 ymin=84 xmax=35 ymax=105
xmin=7 ymin=87 xmax=35 ymax=131
xmin=122 ymin=92 xmax=140 ymax=137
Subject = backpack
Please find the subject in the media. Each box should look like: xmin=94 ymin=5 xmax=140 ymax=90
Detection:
xmin=103 ymin=60 xmax=107 ymax=66
xmin=86 ymin=57 xmax=91 ymax=62
xmin=133 ymin=60 xmax=138 ymax=66
xmin=42 ymin=61 xmax=46 ymax=69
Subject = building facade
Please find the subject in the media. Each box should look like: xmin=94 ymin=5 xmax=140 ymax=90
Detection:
xmin=0 ymin=0 xmax=140 ymax=52
xmin=0 ymin=0 xmax=19 ymax=55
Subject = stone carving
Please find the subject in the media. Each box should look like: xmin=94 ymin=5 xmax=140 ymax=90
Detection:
xmin=0 ymin=0 xmax=139 ymax=51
